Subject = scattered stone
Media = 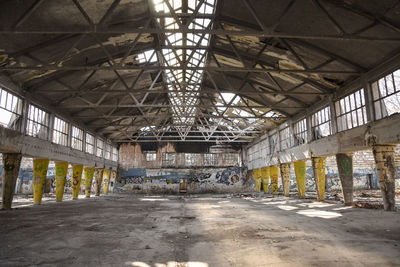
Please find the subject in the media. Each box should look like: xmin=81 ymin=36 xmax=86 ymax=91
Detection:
xmin=354 ymin=202 xmax=383 ymax=209
xmin=170 ymin=216 xmax=196 ymax=220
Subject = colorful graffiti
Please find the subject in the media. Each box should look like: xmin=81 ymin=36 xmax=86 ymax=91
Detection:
xmin=33 ymin=158 xmax=49 ymax=204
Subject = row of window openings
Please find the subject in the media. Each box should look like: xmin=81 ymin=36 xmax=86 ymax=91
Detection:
xmin=248 ymin=68 xmax=400 ymax=157
xmin=0 ymin=94 xmax=118 ymax=161
xmin=149 ymin=152 xmax=239 ymax=166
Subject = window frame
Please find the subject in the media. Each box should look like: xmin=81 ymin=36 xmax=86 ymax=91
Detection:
xmin=311 ymin=106 xmax=332 ymax=140
xmin=371 ymin=69 xmax=400 ymax=120
xmin=293 ymin=118 xmax=308 ymax=145
xmin=26 ymin=104 xmax=50 ymax=140
xmin=335 ymin=88 xmax=367 ymax=132
xmin=71 ymin=125 xmax=83 ymax=151
xmin=0 ymin=87 xmax=23 ymax=130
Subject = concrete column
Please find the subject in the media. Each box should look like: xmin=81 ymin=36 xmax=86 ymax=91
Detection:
xmin=110 ymin=170 xmax=117 ymax=193
xmin=55 ymin=161 xmax=68 ymax=202
xmin=84 ymin=167 xmax=95 ymax=198
xmin=336 ymin=153 xmax=354 ymax=206
xmin=253 ymin=168 xmax=262 ymax=192
xmin=102 ymin=169 xmax=111 ymax=195
xmin=294 ymin=161 xmax=306 ymax=199
xmin=95 ymin=168 xmax=104 ymax=196
xmin=312 ymin=157 xmax=326 ymax=201
xmin=372 ymin=145 xmax=397 ymax=211
xmin=280 ymin=163 xmax=290 ymax=197
xmin=270 ymin=166 xmax=279 ymax=195
xmin=71 ymin=165 xmax=83 ymax=200
xmin=261 ymin=167 xmax=270 ymax=193
xmin=2 ymin=153 xmax=22 ymax=209
xmin=33 ymin=158 xmax=49 ymax=205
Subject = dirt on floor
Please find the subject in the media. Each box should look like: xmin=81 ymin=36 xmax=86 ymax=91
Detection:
xmin=1 ymin=193 xmax=400 ymax=267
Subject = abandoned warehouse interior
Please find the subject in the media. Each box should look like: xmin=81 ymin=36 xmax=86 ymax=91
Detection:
xmin=0 ymin=0 xmax=400 ymax=266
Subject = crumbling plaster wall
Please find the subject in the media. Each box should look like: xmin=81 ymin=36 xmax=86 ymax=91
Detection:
xmin=116 ymin=142 xmax=251 ymax=194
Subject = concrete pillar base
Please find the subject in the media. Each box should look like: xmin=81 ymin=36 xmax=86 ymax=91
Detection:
xmin=294 ymin=161 xmax=306 ymax=199
xmin=373 ymin=145 xmax=397 ymax=211
xmin=280 ymin=163 xmax=290 ymax=197
xmin=2 ymin=153 xmax=22 ymax=210
xmin=336 ymin=153 xmax=354 ymax=206
xmin=312 ymin=157 xmax=326 ymax=202
xmin=95 ymin=169 xmax=104 ymax=196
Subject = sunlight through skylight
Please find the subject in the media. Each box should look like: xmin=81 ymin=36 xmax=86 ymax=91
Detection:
xmin=153 ymin=0 xmax=216 ymax=138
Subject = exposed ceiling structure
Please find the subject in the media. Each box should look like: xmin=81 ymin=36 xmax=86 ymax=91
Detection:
xmin=0 ymin=0 xmax=399 ymax=144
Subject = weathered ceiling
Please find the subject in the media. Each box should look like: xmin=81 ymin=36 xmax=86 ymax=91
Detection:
xmin=0 ymin=0 xmax=399 ymax=144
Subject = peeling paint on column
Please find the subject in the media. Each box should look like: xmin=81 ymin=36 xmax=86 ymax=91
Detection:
xmin=294 ymin=161 xmax=306 ymax=198
xmin=95 ymin=169 xmax=103 ymax=196
xmin=261 ymin=167 xmax=270 ymax=193
xmin=2 ymin=153 xmax=22 ymax=209
xmin=33 ymin=158 xmax=49 ymax=205
xmin=270 ymin=166 xmax=279 ymax=195
xmin=253 ymin=168 xmax=262 ymax=192
xmin=55 ymin=161 xmax=68 ymax=202
xmin=280 ymin=163 xmax=290 ymax=197
xmin=312 ymin=157 xmax=326 ymax=201
xmin=102 ymin=169 xmax=111 ymax=195
xmin=336 ymin=153 xmax=354 ymax=206
xmin=373 ymin=145 xmax=397 ymax=211
xmin=84 ymin=167 xmax=95 ymax=198
xmin=71 ymin=165 xmax=83 ymax=200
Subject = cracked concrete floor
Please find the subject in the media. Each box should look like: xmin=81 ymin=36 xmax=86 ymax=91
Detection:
xmin=1 ymin=194 xmax=400 ymax=267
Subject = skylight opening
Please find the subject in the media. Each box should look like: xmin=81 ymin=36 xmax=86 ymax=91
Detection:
xmin=153 ymin=0 xmax=216 ymax=136
xmin=137 ymin=49 xmax=157 ymax=63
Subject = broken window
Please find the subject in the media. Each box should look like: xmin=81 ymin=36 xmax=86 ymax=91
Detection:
xmin=311 ymin=106 xmax=331 ymax=140
xmin=204 ymin=153 xmax=218 ymax=166
xmin=294 ymin=118 xmax=307 ymax=145
xmin=162 ymin=152 xmax=176 ymax=167
xmin=371 ymin=69 xmax=400 ymax=120
xmin=185 ymin=153 xmax=201 ymax=166
xmin=0 ymin=87 xmax=22 ymax=130
xmin=52 ymin=117 xmax=69 ymax=146
xmin=146 ymin=152 xmax=157 ymax=161
xmin=71 ymin=126 xmax=83 ymax=151
xmin=112 ymin=147 xmax=119 ymax=162
xmin=96 ymin=138 xmax=104 ymax=158
xmin=279 ymin=127 xmax=291 ymax=151
xmin=222 ymin=153 xmax=239 ymax=166
xmin=26 ymin=104 xmax=49 ymax=140
xmin=336 ymin=88 xmax=367 ymax=132
xmin=104 ymin=144 xmax=111 ymax=160
xmin=85 ymin=133 xmax=94 ymax=154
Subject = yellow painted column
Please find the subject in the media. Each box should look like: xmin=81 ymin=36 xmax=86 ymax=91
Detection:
xmin=312 ymin=157 xmax=326 ymax=201
xmin=261 ymin=167 xmax=270 ymax=193
xmin=84 ymin=167 xmax=95 ymax=198
xmin=33 ymin=158 xmax=49 ymax=205
xmin=72 ymin=165 xmax=83 ymax=200
xmin=102 ymin=169 xmax=111 ymax=195
xmin=270 ymin=166 xmax=279 ymax=195
xmin=253 ymin=168 xmax=262 ymax=192
xmin=95 ymin=169 xmax=104 ymax=196
xmin=294 ymin=161 xmax=306 ymax=199
xmin=55 ymin=161 xmax=68 ymax=202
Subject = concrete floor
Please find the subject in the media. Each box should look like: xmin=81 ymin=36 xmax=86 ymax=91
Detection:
xmin=1 ymin=194 xmax=400 ymax=267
